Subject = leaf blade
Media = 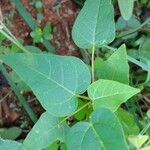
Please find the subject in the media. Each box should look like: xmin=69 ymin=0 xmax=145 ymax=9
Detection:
xmin=0 ymin=139 xmax=21 ymax=150
xmin=67 ymin=108 xmax=129 ymax=150
xmin=72 ymin=0 xmax=115 ymax=48
xmin=118 ymin=0 xmax=134 ymax=20
xmin=96 ymin=44 xmax=129 ymax=84
xmin=22 ymin=112 xmax=69 ymax=150
xmin=88 ymin=79 xmax=140 ymax=111
xmin=1 ymin=54 xmax=91 ymax=116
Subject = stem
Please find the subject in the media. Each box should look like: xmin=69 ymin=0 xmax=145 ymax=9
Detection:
xmin=116 ymin=18 xmax=150 ymax=39
xmin=60 ymin=101 xmax=91 ymax=124
xmin=91 ymin=46 xmax=95 ymax=83
xmin=0 ymin=63 xmax=37 ymax=123
xmin=77 ymin=95 xmax=91 ymax=101
xmin=139 ymin=121 xmax=150 ymax=136
xmin=0 ymin=20 xmax=18 ymax=41
xmin=0 ymin=28 xmax=29 ymax=54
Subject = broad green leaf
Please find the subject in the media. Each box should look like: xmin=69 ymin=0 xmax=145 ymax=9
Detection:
xmin=116 ymin=108 xmax=139 ymax=136
xmin=96 ymin=45 xmax=129 ymax=84
xmin=118 ymin=0 xmax=134 ymax=20
xmin=88 ymin=79 xmax=140 ymax=111
xmin=72 ymin=0 xmax=115 ymax=49
xmin=0 ymin=138 xmax=21 ymax=150
xmin=67 ymin=108 xmax=129 ymax=150
xmin=22 ymin=112 xmax=69 ymax=150
xmin=128 ymin=135 xmax=149 ymax=148
xmin=1 ymin=54 xmax=91 ymax=116
xmin=0 ymin=127 xmax=22 ymax=140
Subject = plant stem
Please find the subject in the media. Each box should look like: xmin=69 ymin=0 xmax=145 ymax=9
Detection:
xmin=0 ymin=25 xmax=29 ymax=54
xmin=77 ymin=95 xmax=91 ymax=101
xmin=116 ymin=18 xmax=150 ymax=39
xmin=139 ymin=121 xmax=150 ymax=136
xmin=60 ymin=101 xmax=91 ymax=124
xmin=0 ymin=63 xmax=37 ymax=123
xmin=91 ymin=46 xmax=95 ymax=83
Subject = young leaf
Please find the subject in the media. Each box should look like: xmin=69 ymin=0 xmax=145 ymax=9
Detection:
xmin=43 ymin=23 xmax=52 ymax=40
xmin=72 ymin=0 xmax=115 ymax=49
xmin=1 ymin=54 xmax=91 ymax=116
xmin=22 ymin=112 xmax=69 ymax=150
xmin=96 ymin=45 xmax=129 ymax=84
xmin=0 ymin=138 xmax=22 ymax=150
xmin=88 ymin=79 xmax=140 ymax=111
xmin=118 ymin=0 xmax=134 ymax=20
xmin=67 ymin=108 xmax=129 ymax=150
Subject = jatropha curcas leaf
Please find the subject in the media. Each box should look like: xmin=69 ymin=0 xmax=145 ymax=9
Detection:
xmin=72 ymin=0 xmax=115 ymax=49
xmin=118 ymin=0 xmax=134 ymax=20
xmin=0 ymin=53 xmax=91 ymax=117
xmin=22 ymin=112 xmax=69 ymax=150
xmin=67 ymin=108 xmax=129 ymax=150
xmin=88 ymin=79 xmax=140 ymax=111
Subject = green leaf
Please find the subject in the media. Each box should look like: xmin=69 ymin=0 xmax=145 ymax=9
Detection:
xmin=72 ymin=0 xmax=115 ymax=49
xmin=128 ymin=135 xmax=149 ymax=148
xmin=43 ymin=23 xmax=52 ymax=40
xmin=118 ymin=0 xmax=134 ymax=20
xmin=0 ymin=127 xmax=22 ymax=140
xmin=1 ymin=53 xmax=91 ymax=116
xmin=96 ymin=45 xmax=129 ymax=84
xmin=22 ymin=112 xmax=69 ymax=150
xmin=116 ymin=108 xmax=140 ymax=136
xmin=88 ymin=79 xmax=140 ymax=111
xmin=0 ymin=138 xmax=21 ymax=150
xmin=116 ymin=16 xmax=141 ymax=30
xmin=30 ymin=27 xmax=43 ymax=43
xmin=116 ymin=16 xmax=141 ymax=39
xmin=67 ymin=108 xmax=129 ymax=150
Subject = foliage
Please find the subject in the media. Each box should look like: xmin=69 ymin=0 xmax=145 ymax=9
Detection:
xmin=0 ymin=0 xmax=150 ymax=150
xmin=30 ymin=24 xmax=53 ymax=43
